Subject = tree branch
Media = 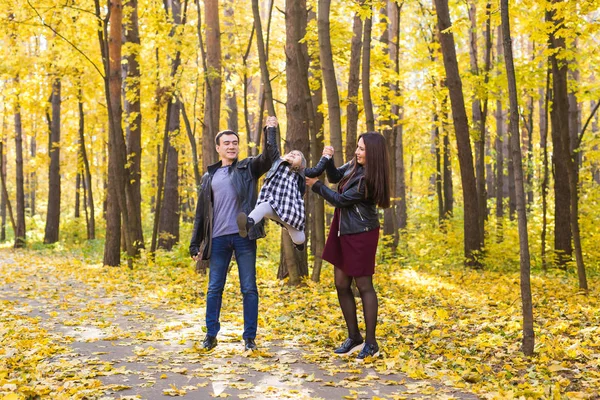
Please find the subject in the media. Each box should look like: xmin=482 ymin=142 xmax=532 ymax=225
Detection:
xmin=576 ymin=99 xmax=600 ymax=152
xmin=27 ymin=0 xmax=104 ymax=77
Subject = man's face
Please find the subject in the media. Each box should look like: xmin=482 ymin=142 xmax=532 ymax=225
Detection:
xmin=216 ymin=134 xmax=239 ymax=162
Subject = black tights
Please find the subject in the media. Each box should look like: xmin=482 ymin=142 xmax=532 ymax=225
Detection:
xmin=334 ymin=267 xmax=378 ymax=345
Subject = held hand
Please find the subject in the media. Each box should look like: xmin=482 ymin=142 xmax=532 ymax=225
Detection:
xmin=192 ymin=254 xmax=200 ymax=262
xmin=322 ymin=146 xmax=334 ymax=157
xmin=265 ymin=116 xmax=278 ymax=128
xmin=306 ymin=176 xmax=319 ymax=187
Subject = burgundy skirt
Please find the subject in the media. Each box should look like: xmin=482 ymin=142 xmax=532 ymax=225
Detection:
xmin=322 ymin=209 xmax=380 ymax=277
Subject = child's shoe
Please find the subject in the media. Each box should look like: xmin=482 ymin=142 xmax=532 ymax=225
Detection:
xmin=237 ymin=212 xmax=255 ymax=238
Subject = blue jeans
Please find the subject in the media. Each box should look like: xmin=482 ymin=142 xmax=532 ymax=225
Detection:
xmin=206 ymin=234 xmax=258 ymax=339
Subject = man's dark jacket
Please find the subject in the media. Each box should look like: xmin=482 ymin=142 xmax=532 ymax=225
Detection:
xmin=189 ymin=127 xmax=277 ymax=260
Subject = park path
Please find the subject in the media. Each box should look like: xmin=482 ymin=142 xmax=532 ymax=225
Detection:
xmin=0 ymin=252 xmax=480 ymax=399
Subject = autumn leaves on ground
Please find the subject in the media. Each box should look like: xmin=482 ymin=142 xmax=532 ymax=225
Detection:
xmin=1 ymin=241 xmax=599 ymax=400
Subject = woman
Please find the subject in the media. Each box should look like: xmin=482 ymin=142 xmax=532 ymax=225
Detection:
xmin=306 ymin=133 xmax=391 ymax=360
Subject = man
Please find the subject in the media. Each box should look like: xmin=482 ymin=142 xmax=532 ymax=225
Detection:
xmin=190 ymin=117 xmax=278 ymax=351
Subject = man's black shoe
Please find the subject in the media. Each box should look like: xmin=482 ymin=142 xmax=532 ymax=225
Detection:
xmin=334 ymin=337 xmax=364 ymax=355
xmin=237 ymin=212 xmax=255 ymax=238
xmin=202 ymin=335 xmax=217 ymax=350
xmin=244 ymin=338 xmax=257 ymax=351
xmin=293 ymin=242 xmax=305 ymax=251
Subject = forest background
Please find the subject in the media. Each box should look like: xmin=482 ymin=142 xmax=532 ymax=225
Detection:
xmin=1 ymin=0 xmax=600 ymax=398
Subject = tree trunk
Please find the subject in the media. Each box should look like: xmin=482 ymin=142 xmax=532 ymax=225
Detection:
xmin=345 ymin=10 xmax=362 ymax=161
xmin=181 ymin=102 xmax=202 ymax=191
xmin=547 ymin=3 xmax=572 ymax=268
xmin=75 ymin=173 xmax=81 ymax=218
xmin=29 ymin=134 xmax=36 ymax=216
xmin=362 ymin=8 xmax=374 ymax=132
xmin=568 ymin=39 xmax=581 ymax=175
xmin=467 ymin=0 xmax=486 ymax=240
xmin=495 ymin=30 xmax=504 ymax=243
xmin=153 ymin=0 xmax=185 ymax=254
xmin=278 ymin=0 xmax=311 ymax=285
xmin=380 ymin=3 xmax=397 ymax=243
xmin=224 ymin=3 xmax=238 ymax=133
xmin=540 ymin=69 xmax=550 ymax=269
xmin=308 ymin=8 xmax=325 ymax=283
xmin=44 ymin=77 xmax=61 ymax=244
xmin=389 ymin=1 xmax=407 ymax=232
xmin=78 ymin=88 xmax=95 ymax=240
xmin=98 ymin=0 xmax=135 ymax=267
xmin=123 ymin=0 xmax=145 ymax=253
xmin=434 ymin=0 xmax=482 ymax=266
xmin=252 ymin=0 xmax=276 ymax=118
xmin=242 ymin=26 xmax=256 ymax=156
xmin=501 ymin=0 xmax=534 ymax=356
xmin=434 ymin=112 xmax=444 ymax=223
xmin=14 ymin=88 xmax=26 ymax=249
xmin=158 ymin=101 xmax=181 ymax=250
xmin=310 ymin=84 xmax=326 ymax=282
xmin=524 ymin=95 xmax=534 ymax=206
xmin=442 ymin=96 xmax=453 ymax=218
xmin=0 ymin=139 xmax=16 ymax=240
xmin=548 ymin=1 xmax=586 ymax=289
xmin=318 ymin=0 xmax=343 ymax=167
xmin=201 ymin=0 xmax=221 ymax=170
xmin=507 ymin=118 xmax=516 ymax=220
xmin=591 ymin=100 xmax=599 ymax=184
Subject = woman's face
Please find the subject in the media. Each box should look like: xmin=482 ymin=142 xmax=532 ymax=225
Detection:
xmin=355 ymin=138 xmax=366 ymax=165
xmin=284 ymin=150 xmax=304 ymax=169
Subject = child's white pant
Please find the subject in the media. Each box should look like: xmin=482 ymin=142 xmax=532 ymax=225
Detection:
xmin=249 ymin=202 xmax=305 ymax=245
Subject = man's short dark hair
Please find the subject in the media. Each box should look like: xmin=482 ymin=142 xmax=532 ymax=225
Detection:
xmin=215 ymin=130 xmax=240 ymax=145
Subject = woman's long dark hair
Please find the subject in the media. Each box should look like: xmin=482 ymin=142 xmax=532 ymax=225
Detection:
xmin=340 ymin=132 xmax=391 ymax=208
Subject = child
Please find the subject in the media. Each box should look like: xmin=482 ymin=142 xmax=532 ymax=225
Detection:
xmin=237 ymin=147 xmax=333 ymax=251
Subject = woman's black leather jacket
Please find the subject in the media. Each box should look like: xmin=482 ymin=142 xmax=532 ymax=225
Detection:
xmin=311 ymin=160 xmax=380 ymax=236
